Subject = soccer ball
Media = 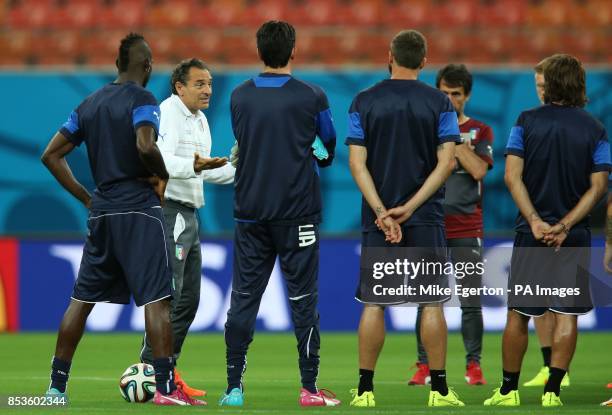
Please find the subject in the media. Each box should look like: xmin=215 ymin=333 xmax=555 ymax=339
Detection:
xmin=119 ymin=363 xmax=156 ymax=403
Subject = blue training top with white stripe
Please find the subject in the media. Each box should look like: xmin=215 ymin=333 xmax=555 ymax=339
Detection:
xmin=231 ymin=73 xmax=336 ymax=223
xmin=345 ymin=79 xmax=461 ymax=231
xmin=505 ymin=104 xmax=611 ymax=232
xmin=59 ymin=81 xmax=162 ymax=211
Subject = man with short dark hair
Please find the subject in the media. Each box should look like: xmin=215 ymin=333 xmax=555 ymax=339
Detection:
xmin=485 ymin=54 xmax=609 ymax=407
xmin=347 ymin=29 xmax=464 ymax=407
xmin=40 ymin=33 xmax=203 ymax=406
xmin=220 ymin=20 xmax=339 ymax=407
xmin=138 ymin=58 xmax=231 ymax=400
xmin=408 ymin=63 xmax=493 ymax=387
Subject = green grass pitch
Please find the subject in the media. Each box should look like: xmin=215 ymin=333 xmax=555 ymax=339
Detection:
xmin=0 ymin=332 xmax=610 ymax=414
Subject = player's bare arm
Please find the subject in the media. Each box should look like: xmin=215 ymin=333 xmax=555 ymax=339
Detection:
xmin=383 ymin=141 xmax=456 ymax=224
xmin=544 ymin=171 xmax=608 ymax=249
xmin=136 ymin=125 xmax=170 ymax=201
xmin=455 ymin=142 xmax=488 ymax=181
xmin=504 ymin=154 xmax=551 ymax=240
xmin=348 ymin=145 xmax=401 ymax=243
xmin=41 ymin=132 xmax=92 ymax=209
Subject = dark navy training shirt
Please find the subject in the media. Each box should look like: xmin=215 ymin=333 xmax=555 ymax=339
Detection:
xmin=345 ymin=79 xmax=461 ymax=231
xmin=59 ymin=81 xmax=161 ymax=211
xmin=231 ymin=73 xmax=336 ymax=223
xmin=505 ymin=104 xmax=611 ymax=232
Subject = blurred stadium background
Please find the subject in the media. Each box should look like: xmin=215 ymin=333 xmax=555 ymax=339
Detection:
xmin=0 ymin=0 xmax=611 ymax=334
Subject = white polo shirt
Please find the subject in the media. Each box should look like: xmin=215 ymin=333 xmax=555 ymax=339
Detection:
xmin=158 ymin=94 xmax=235 ymax=208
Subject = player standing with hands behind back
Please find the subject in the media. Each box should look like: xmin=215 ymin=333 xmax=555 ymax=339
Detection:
xmin=347 ymin=30 xmax=463 ymax=408
xmin=485 ymin=54 xmax=609 ymax=407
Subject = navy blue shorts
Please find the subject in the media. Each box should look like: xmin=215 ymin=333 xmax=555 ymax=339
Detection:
xmin=509 ymin=229 xmax=592 ymax=317
xmin=357 ymin=225 xmax=450 ymax=305
xmin=72 ymin=207 xmax=173 ymax=307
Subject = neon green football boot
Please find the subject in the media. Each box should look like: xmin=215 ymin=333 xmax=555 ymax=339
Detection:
xmin=428 ymin=388 xmax=465 ymax=407
xmin=483 ymin=388 xmax=520 ymax=406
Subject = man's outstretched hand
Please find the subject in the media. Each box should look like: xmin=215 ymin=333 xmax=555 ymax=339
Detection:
xmin=194 ymin=153 xmax=228 ymax=172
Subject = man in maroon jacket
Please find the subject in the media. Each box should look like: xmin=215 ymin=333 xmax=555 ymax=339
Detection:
xmin=408 ymin=63 xmax=493 ymax=387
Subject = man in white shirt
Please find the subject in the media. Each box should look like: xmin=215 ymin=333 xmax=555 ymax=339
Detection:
xmin=140 ymin=58 xmax=234 ymax=399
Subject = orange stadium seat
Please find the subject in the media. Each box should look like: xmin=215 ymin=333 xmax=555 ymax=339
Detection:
xmin=241 ymin=0 xmax=288 ymax=27
xmin=213 ymin=34 xmax=257 ymax=65
xmin=340 ymin=0 xmax=383 ymax=26
xmin=82 ymin=30 xmax=125 ymax=66
xmin=0 ymin=30 xmax=34 ymax=65
xmin=0 ymin=0 xmax=610 ymax=66
xmin=6 ymin=0 xmax=56 ymax=29
xmin=475 ymin=0 xmax=526 ymax=28
xmin=144 ymin=0 xmax=194 ymax=29
xmin=526 ymin=0 xmax=571 ymax=28
xmin=53 ymin=0 xmax=98 ymax=30
xmin=380 ymin=0 xmax=432 ymax=29
xmin=430 ymin=0 xmax=477 ymax=28
xmin=29 ymin=30 xmax=83 ymax=65
xmin=285 ymin=0 xmax=341 ymax=26
xmin=93 ymin=0 xmax=146 ymax=30
xmin=189 ymin=0 xmax=246 ymax=28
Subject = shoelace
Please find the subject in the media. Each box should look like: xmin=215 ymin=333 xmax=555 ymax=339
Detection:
xmin=318 ymin=388 xmax=337 ymax=399
xmin=447 ymin=388 xmax=461 ymax=400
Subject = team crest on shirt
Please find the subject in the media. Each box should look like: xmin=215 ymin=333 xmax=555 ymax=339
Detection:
xmin=175 ymin=244 xmax=185 ymax=261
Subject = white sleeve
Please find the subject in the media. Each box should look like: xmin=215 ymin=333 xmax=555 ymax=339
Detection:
xmin=158 ymin=106 xmax=197 ymax=180
xmin=201 ymin=163 xmax=235 ymax=184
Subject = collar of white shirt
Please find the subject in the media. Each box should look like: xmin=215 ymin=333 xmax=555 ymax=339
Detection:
xmin=171 ymin=94 xmax=204 ymax=120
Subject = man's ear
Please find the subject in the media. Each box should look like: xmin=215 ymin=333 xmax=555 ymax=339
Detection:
xmin=290 ymin=47 xmax=296 ymax=60
xmin=418 ymin=57 xmax=427 ymax=70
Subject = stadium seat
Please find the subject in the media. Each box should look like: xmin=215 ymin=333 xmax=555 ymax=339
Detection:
xmin=82 ymin=31 xmax=125 ymax=66
xmin=93 ymin=0 xmax=146 ymax=30
xmin=380 ymin=0 xmax=432 ymax=28
xmin=50 ymin=0 xmax=98 ymax=30
xmin=1 ymin=0 xmax=610 ymax=66
xmin=241 ymin=0 xmax=288 ymax=27
xmin=5 ymin=0 xmax=56 ymax=30
xmin=144 ymin=0 xmax=194 ymax=29
xmin=0 ymin=30 xmax=34 ymax=65
xmin=189 ymin=0 xmax=246 ymax=28
xmin=475 ymin=0 xmax=526 ymax=28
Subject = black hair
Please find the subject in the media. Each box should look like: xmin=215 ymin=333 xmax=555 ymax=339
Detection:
xmin=256 ymin=20 xmax=296 ymax=68
xmin=436 ymin=63 xmax=473 ymax=95
xmin=171 ymin=58 xmax=210 ymax=94
xmin=117 ymin=32 xmax=146 ymax=72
